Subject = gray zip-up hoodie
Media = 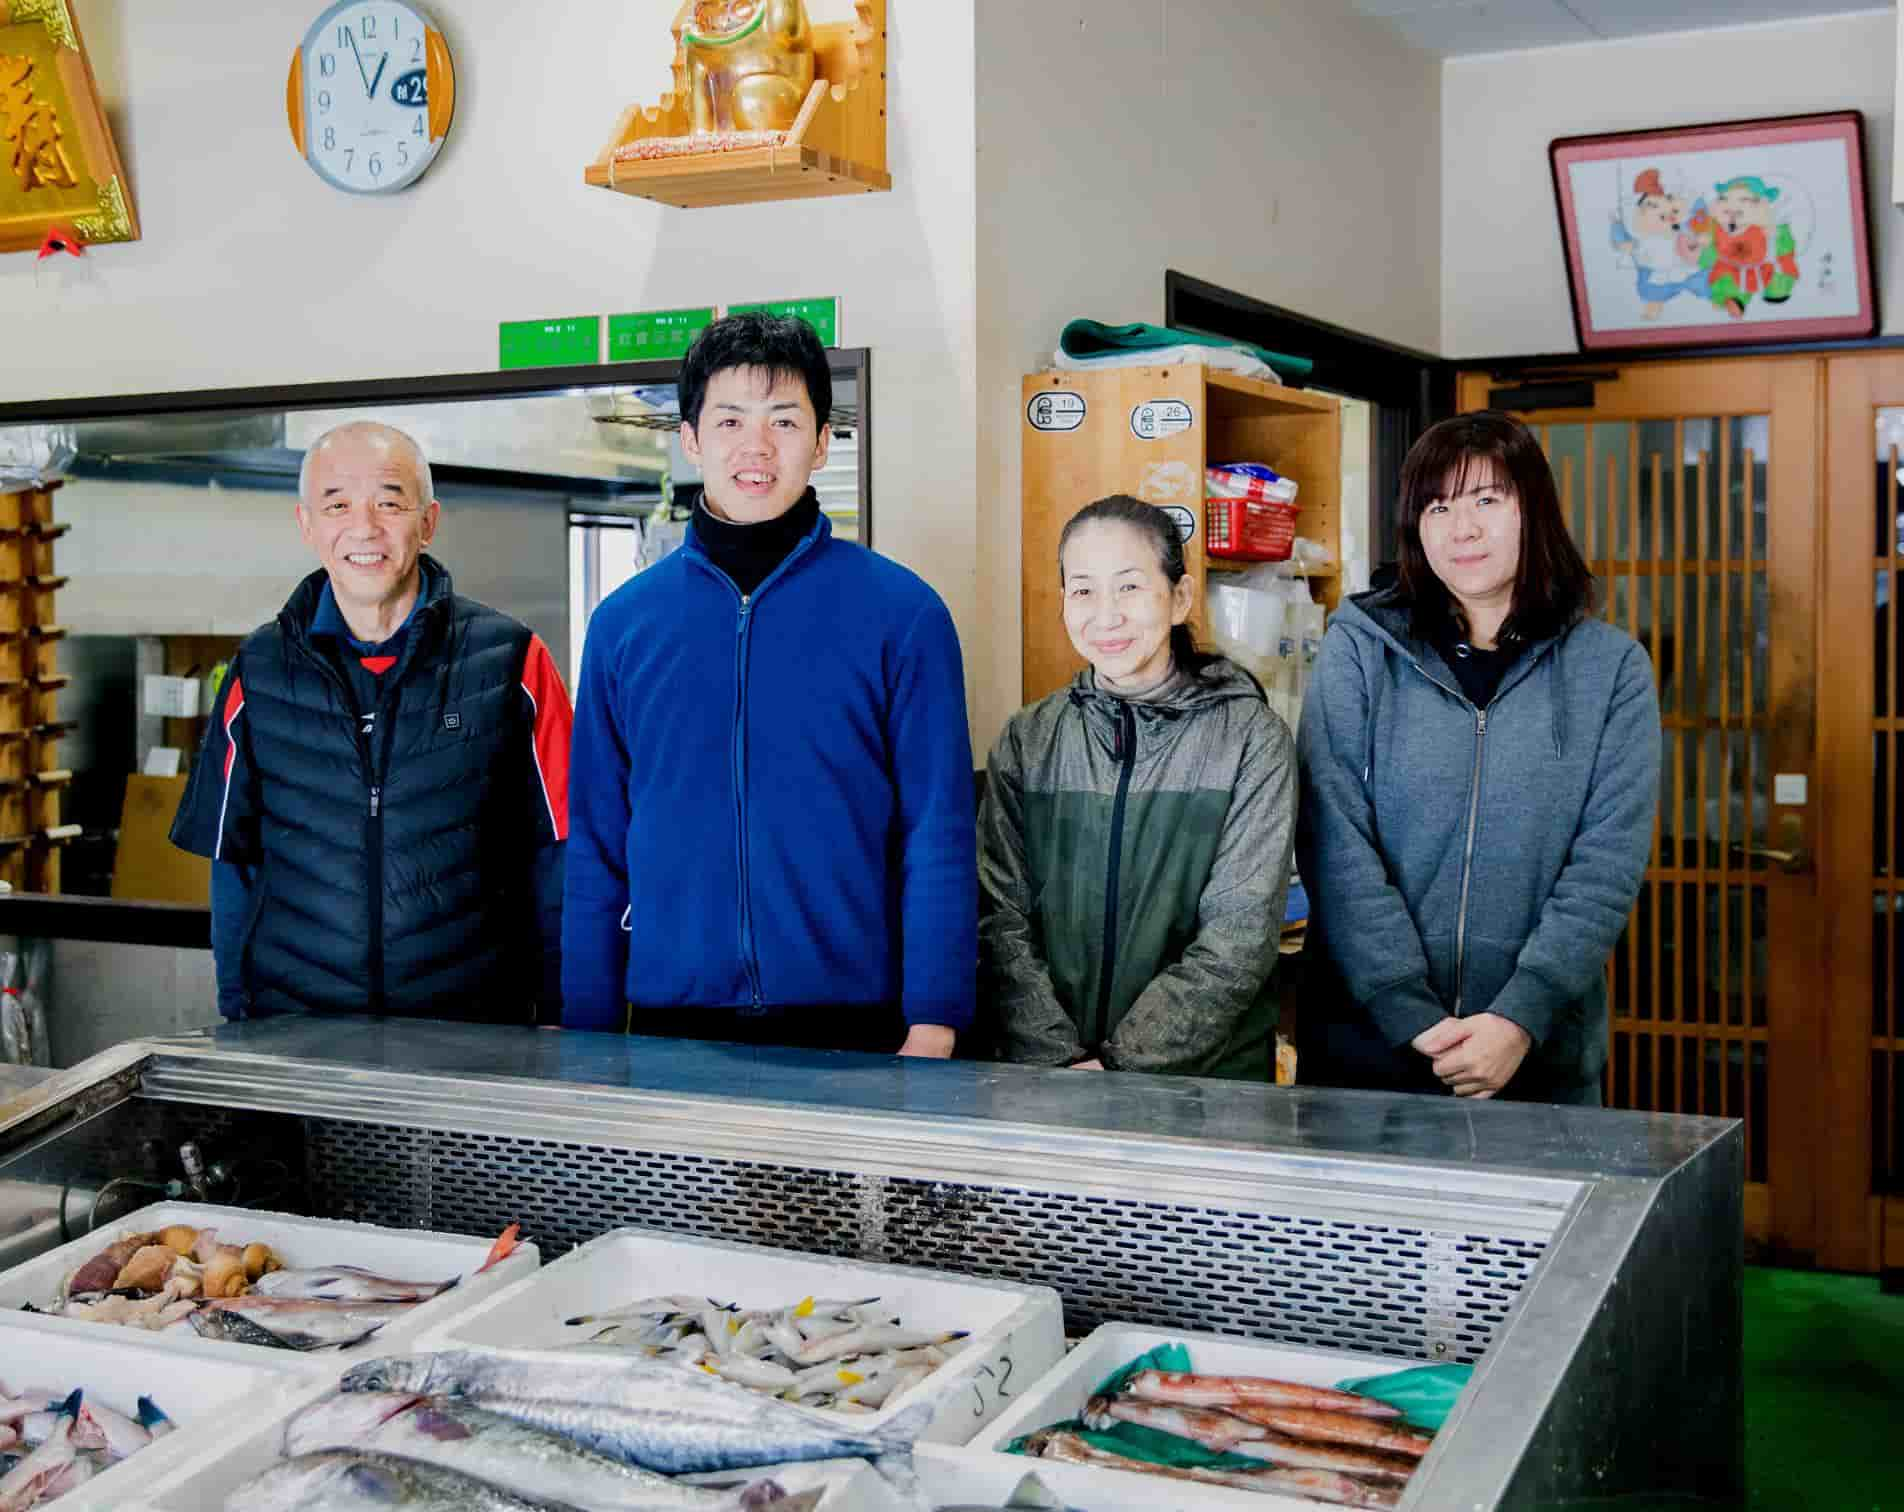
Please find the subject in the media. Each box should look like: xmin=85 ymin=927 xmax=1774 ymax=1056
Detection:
xmin=1295 ymin=588 xmax=1660 ymax=1096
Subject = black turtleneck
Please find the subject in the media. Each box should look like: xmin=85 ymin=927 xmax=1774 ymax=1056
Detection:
xmin=693 ymin=488 xmax=822 ymax=597
xmin=1431 ymin=622 xmax=1522 ymax=710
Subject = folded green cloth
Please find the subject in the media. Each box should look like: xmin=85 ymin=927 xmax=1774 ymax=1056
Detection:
xmin=1059 ymin=319 xmax=1314 ymax=382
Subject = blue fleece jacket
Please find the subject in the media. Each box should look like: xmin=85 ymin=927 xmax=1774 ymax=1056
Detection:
xmin=562 ymin=511 xmax=976 ymax=1034
xmin=1295 ymin=588 xmax=1660 ymax=1095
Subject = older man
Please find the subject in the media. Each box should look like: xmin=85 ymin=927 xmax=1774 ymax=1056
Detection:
xmin=171 ymin=421 xmax=572 ymax=1022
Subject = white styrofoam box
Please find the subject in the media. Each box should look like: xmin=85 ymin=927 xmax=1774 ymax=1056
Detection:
xmin=953 ymin=1323 xmax=1429 ymax=1512
xmin=0 ymin=1312 xmax=314 ymax=1511
xmin=138 ymin=1384 xmax=901 ymax=1512
xmin=416 ymin=1226 xmax=1065 ymax=1446
xmin=0 ymin=1203 xmax=538 ymax=1372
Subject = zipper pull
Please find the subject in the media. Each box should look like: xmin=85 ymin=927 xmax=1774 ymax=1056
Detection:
xmin=369 ymin=785 xmax=381 ymax=818
xmin=1476 ymin=711 xmax=1488 ymax=735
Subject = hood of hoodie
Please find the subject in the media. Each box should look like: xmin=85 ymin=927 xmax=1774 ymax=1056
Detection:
xmin=1063 ymin=656 xmax=1268 ymax=761
xmin=1331 ymin=585 xmax=1573 ymax=758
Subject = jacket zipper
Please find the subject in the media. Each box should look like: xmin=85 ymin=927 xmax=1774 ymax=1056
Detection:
xmin=1453 ymin=707 xmax=1488 ymax=1016
xmin=285 ymin=604 xmax=436 ymax=1017
xmin=1094 ymin=702 xmax=1138 ymax=1049
xmin=687 ymin=529 xmax=820 ymax=1014
xmin=732 ymin=591 xmax=764 ymax=1010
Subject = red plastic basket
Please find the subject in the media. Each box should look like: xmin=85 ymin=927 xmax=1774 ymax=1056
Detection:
xmin=1206 ymin=496 xmax=1299 ymax=562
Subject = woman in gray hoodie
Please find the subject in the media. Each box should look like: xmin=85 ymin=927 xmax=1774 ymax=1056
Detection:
xmin=1296 ymin=412 xmax=1660 ymax=1104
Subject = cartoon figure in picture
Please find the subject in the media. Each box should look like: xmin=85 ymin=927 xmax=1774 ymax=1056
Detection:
xmin=1609 ymin=168 xmax=1711 ymax=319
xmin=1702 ymin=175 xmax=1801 ymax=319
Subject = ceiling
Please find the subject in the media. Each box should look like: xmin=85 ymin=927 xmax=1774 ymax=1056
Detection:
xmin=1345 ymin=0 xmax=1887 ymax=57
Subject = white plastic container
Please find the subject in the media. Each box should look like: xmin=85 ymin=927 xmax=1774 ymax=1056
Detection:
xmin=138 ymin=1390 xmax=906 ymax=1512
xmin=957 ymin=1322 xmax=1428 ymax=1512
xmin=0 ymin=1313 xmax=313 ymax=1511
xmin=0 ymin=1203 xmax=538 ymax=1372
xmin=417 ymin=1226 xmax=1066 ymax=1445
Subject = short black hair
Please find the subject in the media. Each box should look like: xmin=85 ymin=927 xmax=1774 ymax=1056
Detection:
xmin=678 ymin=311 xmax=832 ymax=434
xmin=1395 ymin=410 xmax=1596 ymax=643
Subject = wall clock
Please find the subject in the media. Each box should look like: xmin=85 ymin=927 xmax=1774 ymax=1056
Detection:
xmin=286 ymin=0 xmax=455 ymax=194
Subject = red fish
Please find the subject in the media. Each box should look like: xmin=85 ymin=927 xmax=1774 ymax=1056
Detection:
xmin=1125 ymin=1369 xmax=1400 ymax=1418
xmin=475 ymin=1224 xmax=521 ymax=1275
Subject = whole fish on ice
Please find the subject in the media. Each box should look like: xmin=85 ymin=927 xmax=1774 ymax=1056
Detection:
xmin=339 ymin=1351 xmax=932 ymax=1474
xmin=281 ymin=1389 xmax=799 ymax=1510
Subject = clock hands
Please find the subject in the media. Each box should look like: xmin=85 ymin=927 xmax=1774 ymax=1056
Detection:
xmin=343 ymin=27 xmax=373 ymax=96
xmin=367 ymin=51 xmax=389 ymax=102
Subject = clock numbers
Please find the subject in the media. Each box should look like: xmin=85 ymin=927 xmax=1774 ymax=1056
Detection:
xmin=300 ymin=2 xmax=450 ymax=194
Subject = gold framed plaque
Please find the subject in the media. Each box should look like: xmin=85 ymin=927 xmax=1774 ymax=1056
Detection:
xmin=0 ymin=0 xmax=140 ymax=253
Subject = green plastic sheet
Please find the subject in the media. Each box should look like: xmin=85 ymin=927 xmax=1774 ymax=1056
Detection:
xmin=1333 ymin=1362 xmax=1473 ymax=1433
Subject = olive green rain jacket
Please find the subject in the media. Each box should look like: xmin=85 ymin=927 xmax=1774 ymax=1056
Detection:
xmin=979 ymin=658 xmax=1296 ymax=1079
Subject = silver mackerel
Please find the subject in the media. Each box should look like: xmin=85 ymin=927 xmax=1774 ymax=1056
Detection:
xmin=339 ymin=1351 xmax=932 ymax=1474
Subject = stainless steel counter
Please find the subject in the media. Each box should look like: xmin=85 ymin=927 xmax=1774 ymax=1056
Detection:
xmin=0 ymin=1019 xmax=1742 ymax=1510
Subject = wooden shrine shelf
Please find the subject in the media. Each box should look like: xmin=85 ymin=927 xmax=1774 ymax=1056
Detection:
xmin=584 ymin=0 xmax=888 ymax=211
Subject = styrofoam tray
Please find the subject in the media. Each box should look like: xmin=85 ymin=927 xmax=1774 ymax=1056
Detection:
xmin=135 ymin=1382 xmax=901 ymax=1512
xmin=0 ymin=1203 xmax=538 ymax=1372
xmin=415 ymin=1226 xmax=1066 ymax=1445
xmin=0 ymin=1313 xmax=313 ymax=1511
xmin=959 ymin=1323 xmax=1433 ymax=1512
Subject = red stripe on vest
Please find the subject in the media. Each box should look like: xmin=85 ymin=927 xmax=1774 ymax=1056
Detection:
xmin=520 ymin=635 xmax=573 ymax=841
xmin=360 ymin=655 xmax=398 ymax=675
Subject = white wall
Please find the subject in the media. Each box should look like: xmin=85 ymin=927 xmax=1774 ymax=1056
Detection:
xmin=4 ymin=0 xmax=980 ymax=739
xmin=972 ymin=0 xmax=1441 ymax=737
xmin=1441 ymin=8 xmax=1898 ymax=358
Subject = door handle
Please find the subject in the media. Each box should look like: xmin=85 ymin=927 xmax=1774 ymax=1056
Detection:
xmin=1734 ymin=845 xmax=1811 ymax=874
xmin=1733 ymin=815 xmax=1812 ymax=875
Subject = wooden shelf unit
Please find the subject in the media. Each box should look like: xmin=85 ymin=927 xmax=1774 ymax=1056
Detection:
xmin=1020 ymin=365 xmax=1341 ymax=704
xmin=0 ymin=484 xmax=66 ymax=892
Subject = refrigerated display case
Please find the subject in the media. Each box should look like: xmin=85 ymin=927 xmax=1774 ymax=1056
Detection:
xmin=0 ymin=1017 xmax=1741 ymax=1510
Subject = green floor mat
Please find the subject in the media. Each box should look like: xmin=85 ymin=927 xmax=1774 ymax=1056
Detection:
xmin=1744 ymin=1268 xmax=1904 ymax=1511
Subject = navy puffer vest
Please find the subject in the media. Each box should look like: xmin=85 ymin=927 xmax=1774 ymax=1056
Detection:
xmin=237 ymin=559 xmax=539 ymax=1021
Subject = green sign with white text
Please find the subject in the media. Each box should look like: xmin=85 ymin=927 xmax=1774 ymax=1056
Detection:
xmin=727 ymin=297 xmax=841 ymax=346
xmin=499 ymin=317 xmax=602 ymax=370
xmin=608 ymin=307 xmax=717 ymax=363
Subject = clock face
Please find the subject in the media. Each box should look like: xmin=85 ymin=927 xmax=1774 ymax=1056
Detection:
xmin=298 ymin=0 xmax=452 ymax=194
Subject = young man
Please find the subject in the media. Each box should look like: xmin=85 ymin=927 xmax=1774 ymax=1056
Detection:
xmin=171 ymin=421 xmax=572 ymax=1022
xmin=563 ymin=313 xmax=975 ymax=1054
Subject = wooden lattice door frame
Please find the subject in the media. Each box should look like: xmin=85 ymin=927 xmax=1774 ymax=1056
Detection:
xmin=1456 ymin=358 xmax=1825 ymax=1263
xmin=1822 ymin=352 xmax=1904 ymax=1277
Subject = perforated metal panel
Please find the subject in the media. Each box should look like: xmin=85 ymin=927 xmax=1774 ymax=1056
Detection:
xmin=304 ymin=1118 xmax=1543 ymax=1362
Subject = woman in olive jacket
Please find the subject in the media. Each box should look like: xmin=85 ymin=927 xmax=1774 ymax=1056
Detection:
xmin=1297 ymin=412 xmax=1661 ymax=1105
xmin=979 ymin=496 xmax=1296 ymax=1079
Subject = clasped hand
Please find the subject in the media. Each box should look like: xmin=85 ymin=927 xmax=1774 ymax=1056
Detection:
xmin=1411 ymin=1014 xmax=1531 ymax=1099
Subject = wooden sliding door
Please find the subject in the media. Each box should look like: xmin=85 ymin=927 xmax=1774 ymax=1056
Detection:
xmin=1457 ymin=361 xmax=1823 ymax=1262
xmin=1822 ymin=353 xmax=1904 ymax=1274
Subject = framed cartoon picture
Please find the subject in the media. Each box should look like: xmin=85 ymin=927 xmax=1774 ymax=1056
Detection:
xmin=1550 ymin=111 xmax=1874 ymax=351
